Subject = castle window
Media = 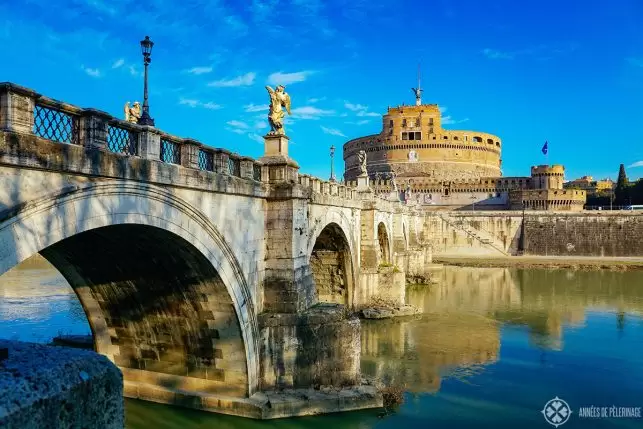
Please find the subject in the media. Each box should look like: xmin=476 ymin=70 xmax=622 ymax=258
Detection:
xmin=454 ymin=136 xmax=459 ymax=140
xmin=496 ymin=141 xmax=500 ymax=147
xmin=402 ymin=132 xmax=408 ymax=140
xmin=429 ymin=118 xmax=434 ymax=125
xmin=443 ymin=136 xmax=448 ymax=140
xmin=487 ymin=138 xmax=493 ymax=144
xmin=429 ymin=127 xmax=434 ymax=134
xmin=415 ymin=118 xmax=420 ymax=127
xmin=465 ymin=136 xmax=468 ymax=141
xmin=389 ymin=120 xmax=393 ymax=127
xmin=473 ymin=136 xmax=482 ymax=142
xmin=402 ymin=119 xmax=407 ymax=127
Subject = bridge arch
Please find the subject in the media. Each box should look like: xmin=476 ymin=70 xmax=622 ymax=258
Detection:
xmin=307 ymin=209 xmax=358 ymax=308
xmin=377 ymin=221 xmax=391 ymax=264
xmin=0 ymin=183 xmax=259 ymax=396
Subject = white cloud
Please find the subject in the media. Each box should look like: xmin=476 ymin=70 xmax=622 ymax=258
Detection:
xmin=344 ymin=101 xmax=380 ymax=117
xmin=627 ymin=57 xmax=643 ymax=68
xmin=345 ymin=102 xmax=368 ymax=112
xmin=208 ymin=72 xmax=256 ymax=87
xmin=128 ymin=65 xmax=142 ymax=77
xmin=482 ymin=48 xmax=514 ymax=60
xmin=290 ymin=106 xmax=334 ymax=120
xmin=441 ymin=116 xmax=470 ymax=125
xmin=307 ymin=97 xmax=326 ymax=103
xmin=244 ymin=103 xmax=268 ymax=112
xmin=111 ymin=58 xmax=125 ymax=69
xmin=347 ymin=119 xmax=370 ymax=125
xmin=267 ymin=71 xmax=313 ymax=86
xmin=248 ymin=133 xmax=264 ymax=144
xmin=179 ymin=97 xmax=222 ymax=110
xmin=186 ymin=66 xmax=213 ymax=75
xmin=356 ymin=111 xmax=380 ymax=117
xmin=82 ymin=65 xmax=101 ymax=77
xmin=628 ymin=161 xmax=643 ymax=168
xmin=321 ymin=126 xmax=346 ymax=137
xmin=226 ymin=120 xmax=249 ymax=129
xmin=254 ymin=121 xmax=268 ymax=130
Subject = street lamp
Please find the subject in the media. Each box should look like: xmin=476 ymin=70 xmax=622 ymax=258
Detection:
xmin=138 ymin=36 xmax=155 ymax=127
xmin=329 ymin=145 xmax=336 ymax=182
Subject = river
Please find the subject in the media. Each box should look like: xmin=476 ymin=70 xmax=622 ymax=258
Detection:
xmin=1 ymin=255 xmax=642 ymax=428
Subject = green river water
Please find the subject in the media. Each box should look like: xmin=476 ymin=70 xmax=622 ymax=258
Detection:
xmin=1 ymin=255 xmax=642 ymax=428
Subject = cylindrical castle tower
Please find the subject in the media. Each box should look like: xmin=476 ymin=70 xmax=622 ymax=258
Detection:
xmin=343 ymin=104 xmax=502 ymax=183
xmin=530 ymin=165 xmax=565 ymax=190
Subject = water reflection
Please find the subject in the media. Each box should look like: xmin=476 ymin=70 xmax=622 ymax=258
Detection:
xmin=1 ymin=258 xmax=643 ymax=428
xmin=0 ymin=254 xmax=90 ymax=342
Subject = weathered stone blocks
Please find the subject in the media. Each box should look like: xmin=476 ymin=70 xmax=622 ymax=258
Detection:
xmin=0 ymin=340 xmax=123 ymax=429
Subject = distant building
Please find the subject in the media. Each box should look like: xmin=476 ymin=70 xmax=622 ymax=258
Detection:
xmin=343 ymin=87 xmax=586 ymax=211
xmin=564 ymin=176 xmax=614 ymax=195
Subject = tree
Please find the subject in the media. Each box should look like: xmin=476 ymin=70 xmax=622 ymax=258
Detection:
xmin=614 ymin=164 xmax=630 ymax=205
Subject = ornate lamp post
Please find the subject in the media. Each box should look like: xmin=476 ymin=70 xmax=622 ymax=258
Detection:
xmin=138 ymin=36 xmax=155 ymax=127
xmin=329 ymin=145 xmax=336 ymax=182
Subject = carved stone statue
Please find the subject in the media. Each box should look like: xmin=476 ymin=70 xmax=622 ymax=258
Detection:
xmin=357 ymin=150 xmax=367 ymax=176
xmin=124 ymin=101 xmax=141 ymax=123
xmin=265 ymin=85 xmax=291 ymax=136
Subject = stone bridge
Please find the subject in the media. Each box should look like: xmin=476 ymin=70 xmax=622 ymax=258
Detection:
xmin=0 ymin=83 xmax=432 ymax=419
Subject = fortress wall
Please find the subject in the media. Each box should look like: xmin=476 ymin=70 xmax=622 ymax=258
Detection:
xmin=523 ymin=213 xmax=643 ymax=257
xmin=427 ymin=212 xmax=643 ymax=257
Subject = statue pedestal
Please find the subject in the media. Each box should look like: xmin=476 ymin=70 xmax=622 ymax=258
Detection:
xmin=264 ymin=133 xmax=290 ymax=158
xmin=356 ymin=174 xmax=370 ymax=191
xmin=259 ymin=134 xmax=299 ymax=183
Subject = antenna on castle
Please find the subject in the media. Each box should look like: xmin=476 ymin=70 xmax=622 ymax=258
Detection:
xmin=412 ymin=62 xmax=423 ymax=106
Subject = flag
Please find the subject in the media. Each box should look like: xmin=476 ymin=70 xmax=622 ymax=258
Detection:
xmin=541 ymin=141 xmax=548 ymax=155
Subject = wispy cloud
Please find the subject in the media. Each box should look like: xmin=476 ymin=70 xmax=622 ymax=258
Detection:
xmin=442 ymin=116 xmax=469 ymax=125
xmin=248 ymin=133 xmax=265 ymax=144
xmin=179 ymin=97 xmax=222 ymax=110
xmin=345 ymin=102 xmax=368 ymax=112
xmin=346 ymin=119 xmax=370 ymax=126
xmin=81 ymin=65 xmax=101 ymax=78
xmin=244 ymin=103 xmax=268 ymax=112
xmin=482 ymin=43 xmax=579 ymax=61
xmin=627 ymin=57 xmax=643 ymax=68
xmin=481 ymin=48 xmax=514 ymax=60
xmin=227 ymin=120 xmax=250 ymax=129
xmin=128 ymin=65 xmax=142 ymax=77
xmin=111 ymin=58 xmax=125 ymax=69
xmin=267 ymin=70 xmax=314 ymax=86
xmin=290 ymin=106 xmax=334 ymax=120
xmin=628 ymin=161 xmax=643 ymax=168
xmin=208 ymin=72 xmax=256 ymax=87
xmin=186 ymin=66 xmax=213 ymax=75
xmin=344 ymin=101 xmax=380 ymax=117
xmin=321 ymin=126 xmax=346 ymax=137
xmin=253 ymin=120 xmax=268 ymax=130
xmin=307 ymin=97 xmax=326 ymax=103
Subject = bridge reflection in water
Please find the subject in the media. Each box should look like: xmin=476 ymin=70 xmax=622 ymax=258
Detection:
xmin=2 ymin=259 xmax=643 ymax=428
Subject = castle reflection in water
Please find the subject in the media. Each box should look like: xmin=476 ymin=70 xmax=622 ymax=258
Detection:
xmin=1 ymin=256 xmax=642 ymax=398
xmin=361 ymin=266 xmax=643 ymax=393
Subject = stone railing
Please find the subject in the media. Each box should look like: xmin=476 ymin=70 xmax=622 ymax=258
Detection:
xmin=0 ymin=82 xmax=266 ymax=182
xmin=297 ymin=174 xmax=358 ymax=200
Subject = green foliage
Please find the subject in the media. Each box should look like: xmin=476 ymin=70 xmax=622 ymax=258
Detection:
xmin=615 ymin=164 xmax=630 ymax=205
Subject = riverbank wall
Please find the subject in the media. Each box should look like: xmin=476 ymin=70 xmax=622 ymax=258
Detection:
xmin=0 ymin=340 xmax=123 ymax=429
xmin=426 ymin=212 xmax=643 ymax=258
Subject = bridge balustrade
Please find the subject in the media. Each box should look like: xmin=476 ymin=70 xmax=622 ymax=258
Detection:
xmin=0 ymin=82 xmax=266 ymax=183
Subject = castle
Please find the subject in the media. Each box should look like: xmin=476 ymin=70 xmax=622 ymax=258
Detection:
xmin=343 ymin=87 xmax=586 ymax=211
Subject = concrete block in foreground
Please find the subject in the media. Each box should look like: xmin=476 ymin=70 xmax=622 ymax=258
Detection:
xmin=0 ymin=340 xmax=123 ymax=429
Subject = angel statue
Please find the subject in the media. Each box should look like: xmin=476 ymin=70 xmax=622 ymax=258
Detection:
xmin=411 ymin=87 xmax=423 ymax=106
xmin=265 ymin=85 xmax=291 ymax=136
xmin=124 ymin=101 xmax=141 ymax=124
xmin=357 ymin=150 xmax=367 ymax=175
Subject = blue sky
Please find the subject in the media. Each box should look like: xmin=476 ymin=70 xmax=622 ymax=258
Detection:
xmin=1 ymin=0 xmax=642 ymax=181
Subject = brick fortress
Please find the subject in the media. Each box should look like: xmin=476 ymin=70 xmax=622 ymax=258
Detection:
xmin=343 ymin=89 xmax=586 ymax=211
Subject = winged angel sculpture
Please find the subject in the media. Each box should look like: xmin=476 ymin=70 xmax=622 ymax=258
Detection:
xmin=265 ymin=85 xmax=291 ymax=136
